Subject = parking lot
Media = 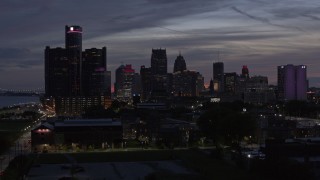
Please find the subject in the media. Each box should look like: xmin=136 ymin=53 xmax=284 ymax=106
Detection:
xmin=27 ymin=160 xmax=194 ymax=180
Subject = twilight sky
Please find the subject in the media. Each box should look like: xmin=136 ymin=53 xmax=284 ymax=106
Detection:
xmin=1 ymin=0 xmax=320 ymax=89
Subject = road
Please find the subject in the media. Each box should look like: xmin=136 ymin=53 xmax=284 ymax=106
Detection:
xmin=0 ymin=130 xmax=32 ymax=173
xmin=0 ymin=110 xmax=45 ymax=174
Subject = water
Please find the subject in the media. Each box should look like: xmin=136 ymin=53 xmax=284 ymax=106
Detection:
xmin=0 ymin=96 xmax=40 ymax=108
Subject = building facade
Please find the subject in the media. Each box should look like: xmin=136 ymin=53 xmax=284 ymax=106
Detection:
xmin=150 ymin=49 xmax=168 ymax=100
xmin=172 ymin=70 xmax=204 ymax=97
xmin=173 ymin=53 xmax=187 ymax=73
xmin=114 ymin=64 xmax=135 ymax=101
xmin=44 ymin=25 xmax=110 ymax=115
xmin=213 ymin=62 xmax=224 ymax=93
xmin=278 ymin=64 xmax=307 ymax=101
xmin=82 ymin=47 xmax=107 ymax=96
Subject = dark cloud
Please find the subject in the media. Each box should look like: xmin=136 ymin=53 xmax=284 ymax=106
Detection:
xmin=0 ymin=48 xmax=31 ymax=59
xmin=231 ymin=6 xmax=305 ymax=32
xmin=1 ymin=0 xmax=320 ymax=88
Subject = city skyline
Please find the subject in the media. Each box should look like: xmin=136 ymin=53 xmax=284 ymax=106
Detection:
xmin=1 ymin=0 xmax=320 ymax=89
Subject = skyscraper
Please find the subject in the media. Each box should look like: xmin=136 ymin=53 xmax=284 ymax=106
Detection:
xmin=277 ymin=64 xmax=307 ymax=101
xmin=213 ymin=62 xmax=224 ymax=93
xmin=82 ymin=47 xmax=107 ymax=96
xmin=115 ymin=64 xmax=135 ymax=100
xmin=44 ymin=26 xmax=109 ymax=116
xmin=140 ymin=66 xmax=152 ymax=101
xmin=173 ymin=53 xmax=187 ymax=73
xmin=241 ymin=65 xmax=249 ymax=79
xmin=45 ymin=47 xmax=68 ymax=97
xmin=172 ymin=70 xmax=204 ymax=97
xmin=65 ymin=25 xmax=82 ymax=96
xmin=150 ymin=49 xmax=168 ymax=100
xmin=224 ymin=72 xmax=237 ymax=94
xmin=151 ymin=48 xmax=167 ymax=75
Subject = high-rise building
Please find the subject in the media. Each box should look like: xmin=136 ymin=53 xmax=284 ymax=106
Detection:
xmin=173 ymin=53 xmax=187 ymax=73
xmin=241 ymin=65 xmax=249 ymax=79
xmin=82 ymin=47 xmax=107 ymax=96
xmin=44 ymin=26 xmax=109 ymax=116
xmin=224 ymin=72 xmax=237 ymax=94
xmin=140 ymin=66 xmax=152 ymax=101
xmin=278 ymin=64 xmax=307 ymax=101
xmin=65 ymin=25 xmax=82 ymax=96
xmin=213 ymin=62 xmax=224 ymax=93
xmin=150 ymin=49 xmax=168 ymax=100
xmin=115 ymin=64 xmax=135 ymax=100
xmin=242 ymin=76 xmax=275 ymax=104
xmin=45 ymin=47 xmax=68 ymax=97
xmin=172 ymin=70 xmax=204 ymax=97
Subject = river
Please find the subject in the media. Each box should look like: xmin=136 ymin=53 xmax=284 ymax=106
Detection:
xmin=0 ymin=96 xmax=40 ymax=108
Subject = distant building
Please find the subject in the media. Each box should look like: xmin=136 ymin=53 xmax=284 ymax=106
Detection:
xmin=173 ymin=53 xmax=187 ymax=73
xmin=45 ymin=47 xmax=68 ymax=97
xmin=244 ymin=76 xmax=275 ymax=104
xmin=278 ymin=64 xmax=307 ymax=101
xmin=172 ymin=70 xmax=204 ymax=97
xmin=44 ymin=25 xmax=110 ymax=116
xmin=82 ymin=47 xmax=107 ymax=96
xmin=65 ymin=25 xmax=82 ymax=96
xmin=150 ymin=49 xmax=168 ymax=101
xmin=224 ymin=72 xmax=237 ymax=95
xmin=140 ymin=66 xmax=152 ymax=101
xmin=241 ymin=65 xmax=249 ymax=79
xmin=105 ymin=71 xmax=112 ymax=98
xmin=213 ymin=62 xmax=224 ymax=93
xmin=114 ymin=64 xmax=135 ymax=101
xmin=132 ymin=73 xmax=142 ymax=96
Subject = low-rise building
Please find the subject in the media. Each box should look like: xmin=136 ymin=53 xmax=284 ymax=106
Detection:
xmin=31 ymin=118 xmax=122 ymax=152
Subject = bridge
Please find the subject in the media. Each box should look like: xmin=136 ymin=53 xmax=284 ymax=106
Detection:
xmin=0 ymin=88 xmax=44 ymax=95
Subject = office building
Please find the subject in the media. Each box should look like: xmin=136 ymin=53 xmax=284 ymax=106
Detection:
xmin=151 ymin=49 xmax=168 ymax=100
xmin=65 ymin=25 xmax=82 ymax=96
xmin=45 ymin=47 xmax=68 ymax=97
xmin=278 ymin=64 xmax=307 ymax=101
xmin=140 ymin=66 xmax=152 ymax=101
xmin=241 ymin=65 xmax=249 ymax=79
xmin=172 ymin=70 xmax=204 ymax=97
xmin=173 ymin=53 xmax=187 ymax=73
xmin=44 ymin=25 xmax=110 ymax=115
xmin=82 ymin=47 xmax=107 ymax=96
xmin=224 ymin=72 xmax=237 ymax=95
xmin=213 ymin=62 xmax=224 ymax=93
xmin=115 ymin=64 xmax=135 ymax=101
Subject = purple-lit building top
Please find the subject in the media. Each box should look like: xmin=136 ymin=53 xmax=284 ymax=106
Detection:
xmin=277 ymin=64 xmax=307 ymax=101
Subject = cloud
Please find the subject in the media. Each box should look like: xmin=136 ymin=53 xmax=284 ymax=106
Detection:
xmin=0 ymin=48 xmax=31 ymax=58
xmin=231 ymin=6 xmax=305 ymax=32
xmin=1 ymin=0 xmax=320 ymax=88
xmin=0 ymin=48 xmax=43 ymax=70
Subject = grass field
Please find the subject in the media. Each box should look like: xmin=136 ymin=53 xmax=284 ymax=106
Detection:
xmin=0 ymin=120 xmax=31 ymax=132
xmin=0 ymin=120 xmax=33 ymax=154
